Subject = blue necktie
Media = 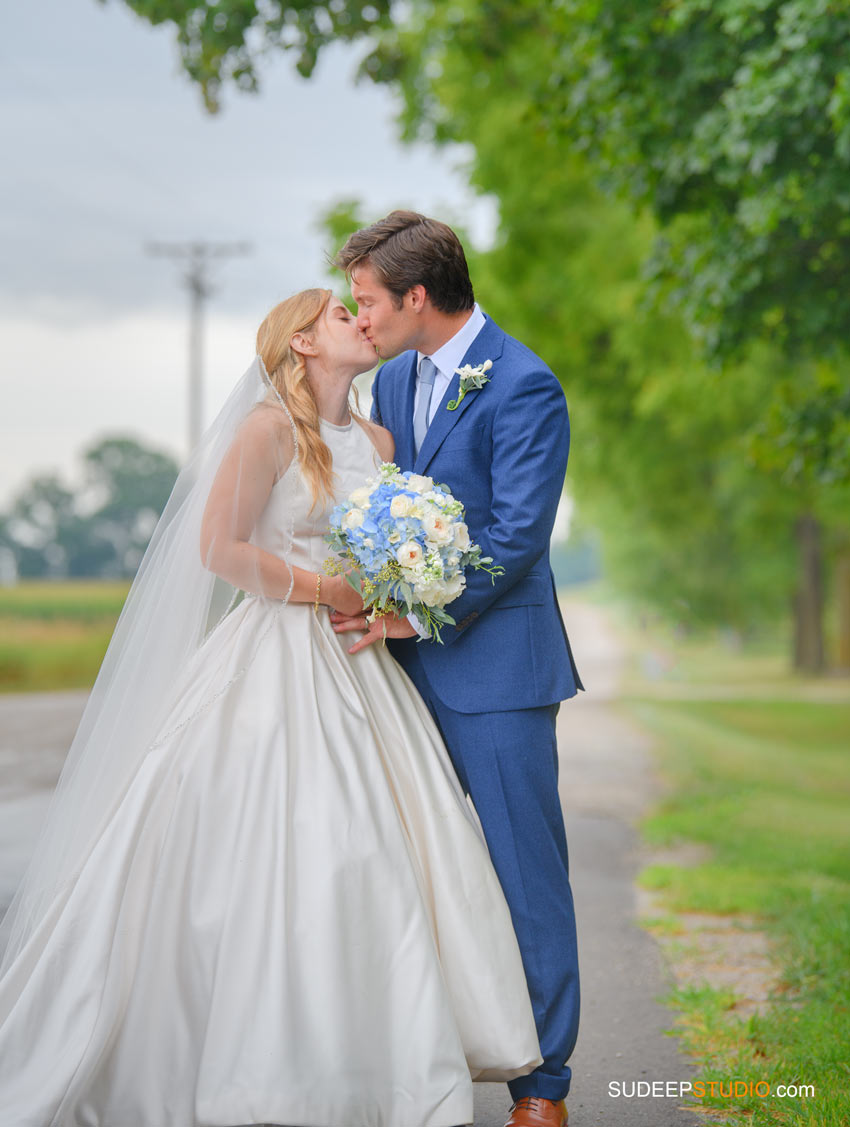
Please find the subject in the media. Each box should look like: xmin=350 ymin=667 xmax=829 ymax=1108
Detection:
xmin=413 ymin=357 xmax=438 ymax=456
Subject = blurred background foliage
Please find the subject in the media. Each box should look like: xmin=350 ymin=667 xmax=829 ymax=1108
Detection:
xmin=0 ymin=437 xmax=178 ymax=580
xmin=14 ymin=0 xmax=846 ymax=675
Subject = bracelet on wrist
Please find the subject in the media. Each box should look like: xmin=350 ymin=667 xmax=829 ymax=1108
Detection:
xmin=313 ymin=572 xmax=322 ymax=613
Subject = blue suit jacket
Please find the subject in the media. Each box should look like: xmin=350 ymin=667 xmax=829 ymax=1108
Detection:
xmin=371 ymin=314 xmax=583 ymax=714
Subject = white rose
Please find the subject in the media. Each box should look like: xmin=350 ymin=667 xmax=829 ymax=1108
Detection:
xmin=421 ymin=510 xmax=454 ymax=546
xmin=407 ymin=473 xmax=433 ymax=494
xmin=413 ymin=578 xmax=440 ymax=603
xmin=428 ymin=576 xmax=464 ymax=608
xmin=444 ymin=573 xmax=465 ymax=602
xmin=452 ymin=522 xmax=470 ymax=551
xmin=390 ymin=494 xmax=413 ymax=518
xmin=397 ymin=541 xmax=424 ymax=568
xmin=342 ymin=508 xmax=365 ymax=531
xmin=349 ymin=486 xmax=372 ymax=508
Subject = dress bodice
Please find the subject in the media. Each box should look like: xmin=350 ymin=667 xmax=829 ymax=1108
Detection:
xmin=252 ymin=416 xmax=382 ymax=572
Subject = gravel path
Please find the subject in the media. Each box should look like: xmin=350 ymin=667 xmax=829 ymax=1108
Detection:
xmin=0 ymin=598 xmax=701 ymax=1126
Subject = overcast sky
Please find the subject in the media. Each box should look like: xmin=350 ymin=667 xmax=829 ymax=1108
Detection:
xmin=0 ymin=0 xmax=494 ymax=505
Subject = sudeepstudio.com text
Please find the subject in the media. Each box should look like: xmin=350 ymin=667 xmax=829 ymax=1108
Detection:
xmin=608 ymin=1080 xmax=815 ymax=1100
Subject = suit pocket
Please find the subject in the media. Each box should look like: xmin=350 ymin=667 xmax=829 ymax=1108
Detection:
xmin=491 ymin=573 xmax=547 ymax=608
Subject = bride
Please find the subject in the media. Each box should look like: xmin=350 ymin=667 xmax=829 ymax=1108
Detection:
xmin=0 ymin=289 xmax=541 ymax=1127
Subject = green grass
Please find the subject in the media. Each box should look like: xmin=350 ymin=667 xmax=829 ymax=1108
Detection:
xmin=622 ymin=679 xmax=850 ymax=1125
xmin=577 ymin=579 xmax=846 ymax=699
xmin=0 ymin=581 xmax=129 ymax=691
xmin=0 ymin=581 xmax=130 ymax=621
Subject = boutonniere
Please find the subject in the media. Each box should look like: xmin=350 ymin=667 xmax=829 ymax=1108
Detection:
xmin=447 ymin=359 xmax=493 ymax=411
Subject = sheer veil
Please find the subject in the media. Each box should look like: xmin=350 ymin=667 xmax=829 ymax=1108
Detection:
xmin=0 ymin=356 xmax=298 ymax=974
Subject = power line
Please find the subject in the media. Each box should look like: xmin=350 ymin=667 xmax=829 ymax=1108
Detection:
xmin=147 ymin=241 xmax=253 ymax=453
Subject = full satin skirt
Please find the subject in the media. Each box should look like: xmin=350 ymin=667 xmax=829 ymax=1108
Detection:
xmin=0 ymin=599 xmax=541 ymax=1127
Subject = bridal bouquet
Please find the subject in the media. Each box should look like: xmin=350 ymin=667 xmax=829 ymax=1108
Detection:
xmin=325 ymin=462 xmax=503 ymax=642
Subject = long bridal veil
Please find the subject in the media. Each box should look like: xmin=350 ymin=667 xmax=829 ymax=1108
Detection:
xmin=0 ymin=357 xmax=297 ymax=975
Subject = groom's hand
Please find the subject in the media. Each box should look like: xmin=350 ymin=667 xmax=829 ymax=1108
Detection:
xmin=330 ymin=610 xmax=417 ymax=654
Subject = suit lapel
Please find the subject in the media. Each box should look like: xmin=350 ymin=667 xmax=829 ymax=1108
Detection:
xmin=415 ymin=316 xmax=506 ymax=474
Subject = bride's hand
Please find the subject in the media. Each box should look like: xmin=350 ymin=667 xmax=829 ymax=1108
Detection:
xmin=324 ymin=574 xmax=365 ymax=617
xmin=330 ymin=611 xmax=417 ymax=654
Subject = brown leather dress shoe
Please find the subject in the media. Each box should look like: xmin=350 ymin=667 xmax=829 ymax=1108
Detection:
xmin=504 ymin=1096 xmax=568 ymax=1127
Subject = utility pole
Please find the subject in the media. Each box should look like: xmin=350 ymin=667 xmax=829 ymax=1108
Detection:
xmin=147 ymin=241 xmax=252 ymax=453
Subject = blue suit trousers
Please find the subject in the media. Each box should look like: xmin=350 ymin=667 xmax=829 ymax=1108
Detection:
xmin=402 ymin=646 xmax=581 ymax=1101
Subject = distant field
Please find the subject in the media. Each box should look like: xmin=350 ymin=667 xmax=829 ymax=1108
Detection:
xmin=0 ymin=582 xmax=130 ymax=692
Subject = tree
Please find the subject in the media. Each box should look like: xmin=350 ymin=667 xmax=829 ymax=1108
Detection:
xmin=3 ymin=436 xmax=179 ymax=579
xmin=539 ymin=0 xmax=850 ymax=363
xmin=540 ymin=4 xmax=850 ymax=667
xmin=6 ymin=475 xmax=102 ymax=578
xmin=111 ymin=0 xmax=390 ymax=111
xmin=82 ymin=437 xmax=181 ymax=573
xmin=113 ymin=0 xmax=850 ymax=361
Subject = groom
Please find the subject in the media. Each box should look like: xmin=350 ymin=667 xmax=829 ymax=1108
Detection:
xmin=331 ymin=211 xmax=583 ymax=1127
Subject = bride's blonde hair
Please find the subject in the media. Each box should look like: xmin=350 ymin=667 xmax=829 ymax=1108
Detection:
xmin=257 ymin=288 xmax=361 ymax=510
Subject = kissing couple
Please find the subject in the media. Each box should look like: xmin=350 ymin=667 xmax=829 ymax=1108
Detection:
xmin=0 ymin=211 xmax=583 ymax=1127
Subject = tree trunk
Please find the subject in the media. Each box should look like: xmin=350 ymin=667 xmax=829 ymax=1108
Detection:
xmin=836 ymin=545 xmax=850 ymax=671
xmin=792 ymin=512 xmax=825 ymax=674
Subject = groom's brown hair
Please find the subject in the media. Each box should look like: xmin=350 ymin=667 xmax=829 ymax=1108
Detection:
xmin=334 ymin=210 xmax=475 ymax=314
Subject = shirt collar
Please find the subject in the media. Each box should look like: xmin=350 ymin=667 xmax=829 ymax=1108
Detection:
xmin=417 ymin=303 xmax=486 ymax=381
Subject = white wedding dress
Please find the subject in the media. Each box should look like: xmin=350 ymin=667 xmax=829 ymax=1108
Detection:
xmin=0 ymin=416 xmax=541 ymax=1127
